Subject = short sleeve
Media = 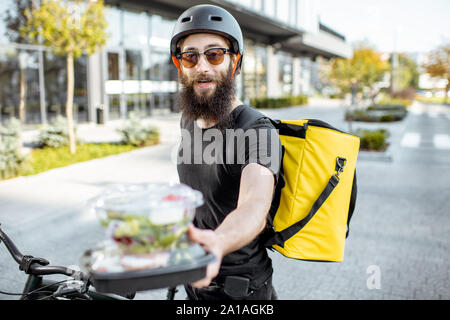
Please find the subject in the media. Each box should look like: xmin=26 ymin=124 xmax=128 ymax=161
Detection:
xmin=236 ymin=118 xmax=282 ymax=184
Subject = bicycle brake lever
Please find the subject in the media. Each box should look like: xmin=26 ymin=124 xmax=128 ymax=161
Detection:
xmin=52 ymin=280 xmax=89 ymax=299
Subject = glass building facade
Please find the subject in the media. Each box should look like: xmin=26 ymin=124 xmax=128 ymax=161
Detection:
xmin=0 ymin=0 xmax=349 ymax=125
xmin=0 ymin=0 xmax=88 ymax=125
xmin=101 ymin=7 xmax=178 ymax=122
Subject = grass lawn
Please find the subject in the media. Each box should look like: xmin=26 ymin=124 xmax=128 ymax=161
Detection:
xmin=22 ymin=143 xmax=140 ymax=176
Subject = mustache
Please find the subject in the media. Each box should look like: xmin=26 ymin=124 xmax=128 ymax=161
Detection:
xmin=182 ymin=75 xmax=217 ymax=86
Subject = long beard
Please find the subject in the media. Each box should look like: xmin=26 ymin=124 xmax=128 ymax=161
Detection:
xmin=178 ymin=63 xmax=236 ymax=131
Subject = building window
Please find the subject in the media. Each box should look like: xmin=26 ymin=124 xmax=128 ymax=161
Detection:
xmin=43 ymin=52 xmax=87 ymax=123
xmin=104 ymin=6 xmax=122 ymax=47
xmin=125 ymin=50 xmax=143 ymax=80
xmin=107 ymin=52 xmax=119 ymax=80
xmin=0 ymin=47 xmax=40 ymax=124
xmin=252 ymin=0 xmax=262 ymax=12
xmin=149 ymin=14 xmax=174 ymax=49
xmin=263 ymin=0 xmax=276 ymax=18
xmin=276 ymin=0 xmax=289 ymax=23
xmin=278 ymin=52 xmax=293 ymax=96
xmin=243 ymin=40 xmax=267 ymax=99
xmin=123 ymin=10 xmax=149 ymax=49
xmin=289 ymin=0 xmax=297 ymax=27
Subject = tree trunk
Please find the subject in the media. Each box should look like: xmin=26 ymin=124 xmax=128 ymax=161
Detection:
xmin=19 ymin=67 xmax=27 ymax=123
xmin=445 ymin=81 xmax=449 ymax=105
xmin=66 ymin=52 xmax=76 ymax=154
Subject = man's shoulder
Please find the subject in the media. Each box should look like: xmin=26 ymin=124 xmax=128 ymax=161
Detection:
xmin=232 ymin=105 xmax=274 ymax=130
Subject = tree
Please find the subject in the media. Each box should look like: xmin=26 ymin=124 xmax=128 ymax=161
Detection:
xmin=423 ymin=44 xmax=450 ymax=103
xmin=3 ymin=0 xmax=34 ymax=124
xmin=21 ymin=0 xmax=108 ymax=154
xmin=398 ymin=54 xmax=419 ymax=90
xmin=329 ymin=44 xmax=389 ymax=104
xmin=390 ymin=53 xmax=419 ymax=91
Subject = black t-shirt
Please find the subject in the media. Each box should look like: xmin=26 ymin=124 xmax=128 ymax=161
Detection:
xmin=176 ymin=105 xmax=282 ymax=286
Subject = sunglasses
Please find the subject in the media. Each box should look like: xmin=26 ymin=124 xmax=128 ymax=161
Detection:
xmin=176 ymin=47 xmax=232 ymax=68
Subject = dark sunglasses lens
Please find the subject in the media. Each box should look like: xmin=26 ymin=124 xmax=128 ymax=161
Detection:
xmin=205 ymin=49 xmax=225 ymax=65
xmin=181 ymin=52 xmax=198 ymax=68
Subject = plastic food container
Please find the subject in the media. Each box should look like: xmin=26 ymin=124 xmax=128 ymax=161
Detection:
xmin=80 ymin=241 xmax=215 ymax=294
xmin=87 ymin=183 xmax=203 ymax=272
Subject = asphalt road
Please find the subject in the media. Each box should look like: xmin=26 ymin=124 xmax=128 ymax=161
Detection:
xmin=1 ymin=102 xmax=449 ymax=300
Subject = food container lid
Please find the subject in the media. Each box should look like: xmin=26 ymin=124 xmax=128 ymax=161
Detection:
xmin=89 ymin=182 xmax=203 ymax=219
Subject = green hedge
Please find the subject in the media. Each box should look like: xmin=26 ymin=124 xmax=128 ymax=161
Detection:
xmin=0 ymin=118 xmax=28 ymax=180
xmin=376 ymin=97 xmax=413 ymax=107
xmin=38 ymin=115 xmax=78 ymax=148
xmin=346 ymin=104 xmax=408 ymax=122
xmin=354 ymin=128 xmax=390 ymax=151
xmin=250 ymin=94 xmax=308 ymax=109
xmin=117 ymin=112 xmax=160 ymax=147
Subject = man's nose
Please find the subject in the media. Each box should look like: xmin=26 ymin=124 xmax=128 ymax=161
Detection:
xmin=195 ymin=54 xmax=212 ymax=73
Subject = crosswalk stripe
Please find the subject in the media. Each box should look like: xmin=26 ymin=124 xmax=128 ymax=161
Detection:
xmin=401 ymin=132 xmax=450 ymax=150
xmin=433 ymin=134 xmax=450 ymax=150
xmin=401 ymin=132 xmax=421 ymax=148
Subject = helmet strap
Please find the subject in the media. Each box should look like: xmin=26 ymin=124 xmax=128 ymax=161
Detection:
xmin=172 ymin=55 xmax=182 ymax=74
xmin=231 ymin=53 xmax=242 ymax=79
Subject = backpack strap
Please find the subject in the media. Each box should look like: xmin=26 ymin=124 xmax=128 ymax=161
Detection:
xmin=346 ymin=170 xmax=357 ymax=238
xmin=265 ymin=156 xmax=347 ymax=248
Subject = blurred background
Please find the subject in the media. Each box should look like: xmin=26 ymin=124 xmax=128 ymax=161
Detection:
xmin=0 ymin=0 xmax=448 ymax=126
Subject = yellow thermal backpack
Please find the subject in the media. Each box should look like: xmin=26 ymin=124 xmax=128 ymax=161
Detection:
xmin=236 ymin=106 xmax=360 ymax=262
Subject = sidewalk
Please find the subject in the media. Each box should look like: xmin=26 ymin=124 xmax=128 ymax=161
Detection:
xmin=20 ymin=111 xmax=182 ymax=153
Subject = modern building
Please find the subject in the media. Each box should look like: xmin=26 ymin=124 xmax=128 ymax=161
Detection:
xmin=0 ymin=0 xmax=351 ymax=125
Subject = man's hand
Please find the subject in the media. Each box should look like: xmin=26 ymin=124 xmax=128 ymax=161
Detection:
xmin=187 ymin=224 xmax=223 ymax=288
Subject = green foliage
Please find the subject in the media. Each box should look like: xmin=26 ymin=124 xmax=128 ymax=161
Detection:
xmin=346 ymin=104 xmax=407 ymax=122
xmin=0 ymin=118 xmax=28 ymax=179
xmin=117 ymin=112 xmax=160 ymax=147
xmin=38 ymin=115 xmax=77 ymax=148
xmin=376 ymin=97 xmax=412 ymax=107
xmin=250 ymin=94 xmax=308 ymax=109
xmin=393 ymin=54 xmax=420 ymax=90
xmin=354 ymin=128 xmax=389 ymax=151
xmin=21 ymin=0 xmax=109 ymax=154
xmin=422 ymin=43 xmax=450 ymax=102
xmin=22 ymin=143 xmax=138 ymax=176
xmin=329 ymin=44 xmax=389 ymax=95
xmin=415 ymin=96 xmax=448 ymax=104
xmin=21 ymin=0 xmax=108 ymax=59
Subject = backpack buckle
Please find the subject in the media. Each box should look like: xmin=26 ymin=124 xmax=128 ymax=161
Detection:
xmin=335 ymin=157 xmax=347 ymax=179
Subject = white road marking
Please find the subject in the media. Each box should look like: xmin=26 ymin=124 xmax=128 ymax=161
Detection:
xmin=433 ymin=134 xmax=450 ymax=150
xmin=401 ymin=132 xmax=421 ymax=148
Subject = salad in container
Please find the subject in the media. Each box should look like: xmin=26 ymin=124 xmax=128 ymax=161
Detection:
xmin=85 ymin=183 xmax=203 ymax=272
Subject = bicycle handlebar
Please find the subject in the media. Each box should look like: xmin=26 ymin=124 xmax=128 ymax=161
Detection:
xmin=0 ymin=224 xmax=88 ymax=281
xmin=0 ymin=224 xmax=24 ymax=264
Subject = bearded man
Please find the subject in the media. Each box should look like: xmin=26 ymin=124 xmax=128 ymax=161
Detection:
xmin=171 ymin=4 xmax=282 ymax=300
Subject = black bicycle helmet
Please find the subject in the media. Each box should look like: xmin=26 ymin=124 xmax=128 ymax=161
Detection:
xmin=170 ymin=4 xmax=244 ymax=76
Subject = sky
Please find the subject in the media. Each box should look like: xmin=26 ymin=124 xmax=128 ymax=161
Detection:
xmin=316 ymin=0 xmax=450 ymax=54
